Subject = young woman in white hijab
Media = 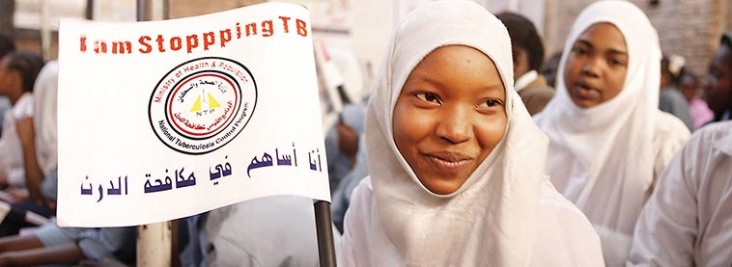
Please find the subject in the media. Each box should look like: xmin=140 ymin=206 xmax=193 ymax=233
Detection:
xmin=338 ymin=1 xmax=603 ymax=266
xmin=533 ymin=1 xmax=690 ymax=266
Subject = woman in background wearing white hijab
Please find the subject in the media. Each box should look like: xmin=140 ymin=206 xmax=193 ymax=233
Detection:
xmin=533 ymin=1 xmax=690 ymax=266
xmin=338 ymin=1 xmax=603 ymax=266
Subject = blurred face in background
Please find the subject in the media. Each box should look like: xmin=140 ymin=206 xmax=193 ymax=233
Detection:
xmin=0 ymin=57 xmax=18 ymax=95
xmin=511 ymin=45 xmax=530 ymax=80
xmin=679 ymin=73 xmax=697 ymax=102
xmin=393 ymin=45 xmax=507 ymax=195
xmin=563 ymin=23 xmax=628 ymax=108
xmin=703 ymin=45 xmax=732 ymax=115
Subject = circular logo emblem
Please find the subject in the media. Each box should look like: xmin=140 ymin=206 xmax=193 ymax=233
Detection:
xmin=149 ymin=57 xmax=257 ymax=155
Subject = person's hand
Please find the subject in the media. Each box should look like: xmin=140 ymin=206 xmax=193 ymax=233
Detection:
xmin=47 ymin=200 xmax=57 ymax=210
xmin=4 ymin=187 xmax=29 ymax=203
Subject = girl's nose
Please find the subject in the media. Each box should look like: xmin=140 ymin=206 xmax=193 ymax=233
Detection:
xmin=435 ymin=107 xmax=471 ymax=144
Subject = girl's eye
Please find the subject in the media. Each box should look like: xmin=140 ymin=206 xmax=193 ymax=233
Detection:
xmin=572 ymin=46 xmax=588 ymax=55
xmin=478 ymin=99 xmax=504 ymax=108
xmin=609 ymin=58 xmax=626 ymax=67
xmin=416 ymin=92 xmax=441 ymax=104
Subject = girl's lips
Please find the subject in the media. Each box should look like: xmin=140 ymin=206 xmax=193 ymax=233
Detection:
xmin=423 ymin=152 xmax=472 ymax=174
xmin=573 ymin=83 xmax=598 ymax=100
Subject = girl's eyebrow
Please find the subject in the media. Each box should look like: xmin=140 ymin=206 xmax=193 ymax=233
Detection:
xmin=415 ymin=75 xmax=444 ymax=88
xmin=411 ymin=74 xmax=504 ymax=92
xmin=575 ymin=39 xmax=592 ymax=48
xmin=485 ymin=83 xmax=505 ymax=91
xmin=607 ymin=49 xmax=628 ymax=56
xmin=575 ymin=39 xmax=627 ymax=56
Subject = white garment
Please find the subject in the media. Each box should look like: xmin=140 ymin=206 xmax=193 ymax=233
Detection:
xmin=206 ymin=195 xmax=340 ymax=267
xmin=514 ymin=70 xmax=538 ymax=93
xmin=533 ymin=1 xmax=690 ymax=266
xmin=342 ymin=178 xmax=605 ymax=267
xmin=0 ymin=92 xmax=34 ymax=187
xmin=628 ymin=121 xmax=732 ymax=267
xmin=338 ymin=1 xmax=603 ymax=266
xmin=33 ymin=61 xmax=59 ymax=177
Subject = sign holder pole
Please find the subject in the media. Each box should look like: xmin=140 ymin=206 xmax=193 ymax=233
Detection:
xmin=314 ymin=200 xmax=337 ymax=267
xmin=137 ymin=221 xmax=173 ymax=266
xmin=135 ymin=1 xmax=174 ymax=266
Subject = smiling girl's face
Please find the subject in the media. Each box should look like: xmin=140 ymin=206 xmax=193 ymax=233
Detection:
xmin=392 ymin=45 xmax=507 ymax=195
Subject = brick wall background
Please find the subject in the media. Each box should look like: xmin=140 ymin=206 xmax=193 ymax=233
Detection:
xmin=5 ymin=0 xmax=731 ymax=76
xmin=544 ymin=0 xmax=728 ymax=75
xmin=160 ymin=0 xmax=732 ymax=76
xmin=168 ymin=0 xmax=261 ymax=19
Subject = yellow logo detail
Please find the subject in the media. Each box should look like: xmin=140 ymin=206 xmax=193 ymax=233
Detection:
xmin=207 ymin=92 xmax=221 ymax=108
xmin=190 ymin=92 xmax=221 ymax=112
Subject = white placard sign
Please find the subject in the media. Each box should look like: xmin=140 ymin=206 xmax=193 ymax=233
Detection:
xmin=57 ymin=3 xmax=329 ymax=227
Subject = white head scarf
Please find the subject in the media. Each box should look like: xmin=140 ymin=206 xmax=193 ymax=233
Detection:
xmin=363 ymin=0 xmax=548 ymax=265
xmin=534 ymin=0 xmax=661 ymax=263
xmin=33 ymin=61 xmax=59 ymax=176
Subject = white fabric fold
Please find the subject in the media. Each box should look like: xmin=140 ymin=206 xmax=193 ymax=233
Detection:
xmin=33 ymin=61 xmax=59 ymax=177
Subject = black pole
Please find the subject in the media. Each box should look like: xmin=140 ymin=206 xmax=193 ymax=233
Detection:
xmin=163 ymin=0 xmax=169 ymax=20
xmin=314 ymin=200 xmax=337 ymax=267
xmin=136 ymin=0 xmax=150 ymax=21
xmin=85 ymin=0 xmax=93 ymax=20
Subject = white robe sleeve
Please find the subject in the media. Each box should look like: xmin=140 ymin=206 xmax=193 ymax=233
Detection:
xmin=628 ymin=143 xmax=698 ymax=266
xmin=630 ymin=122 xmax=732 ymax=267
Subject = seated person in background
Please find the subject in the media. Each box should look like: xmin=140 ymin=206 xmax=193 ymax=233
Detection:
xmin=628 ymin=121 xmax=732 ymax=266
xmin=0 ymin=52 xmax=48 ymax=236
xmin=677 ymin=68 xmax=713 ymax=130
xmin=0 ymin=61 xmax=136 ymax=266
xmin=0 ymin=34 xmax=16 ymax=136
xmin=331 ymin=134 xmax=368 ymax=233
xmin=327 ymin=104 xmax=369 ymax=233
xmin=497 ymin=12 xmax=555 ymax=115
xmin=0 ymin=52 xmax=44 ymax=197
xmin=324 ymin=103 xmax=365 ymax=192
xmin=659 ymin=55 xmax=693 ymax=130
